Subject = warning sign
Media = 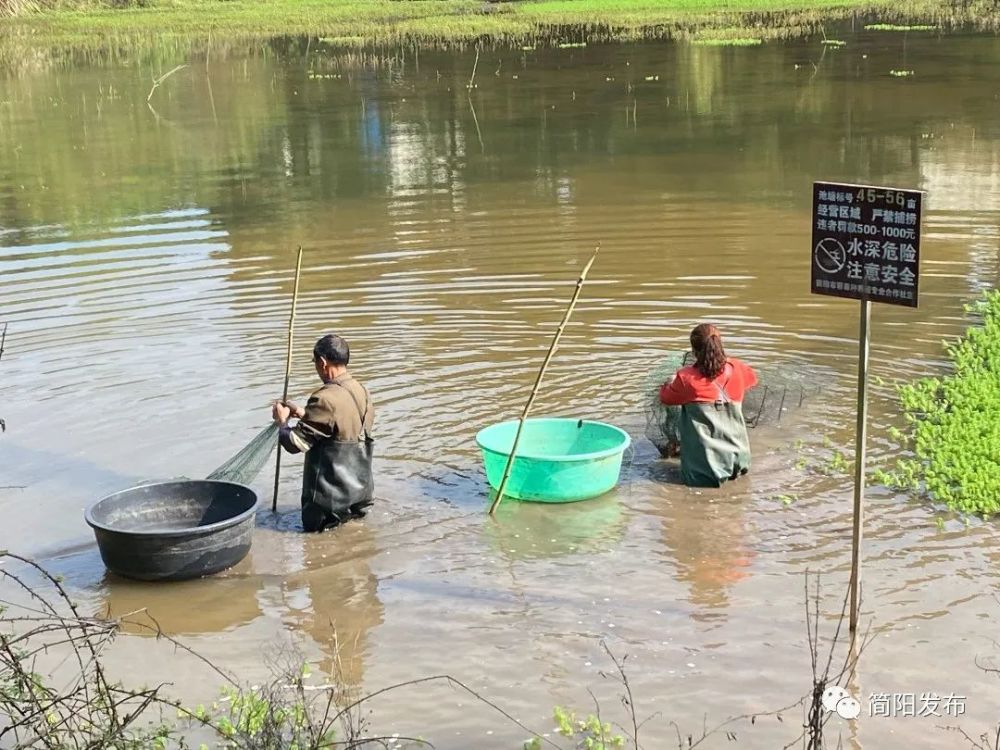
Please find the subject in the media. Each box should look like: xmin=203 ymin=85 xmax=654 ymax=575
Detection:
xmin=811 ymin=181 xmax=922 ymax=308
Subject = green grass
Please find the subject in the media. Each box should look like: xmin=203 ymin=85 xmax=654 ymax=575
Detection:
xmin=4 ymin=0 xmax=998 ymax=49
xmin=875 ymin=290 xmax=1000 ymax=515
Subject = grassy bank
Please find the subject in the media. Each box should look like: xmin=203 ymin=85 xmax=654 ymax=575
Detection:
xmin=5 ymin=0 xmax=999 ymax=49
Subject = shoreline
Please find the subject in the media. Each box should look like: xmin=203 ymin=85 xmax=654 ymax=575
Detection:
xmin=4 ymin=1 xmax=999 ymax=51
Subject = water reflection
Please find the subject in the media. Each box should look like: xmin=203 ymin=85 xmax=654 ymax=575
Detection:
xmin=486 ymin=495 xmax=626 ymax=561
xmin=278 ymin=523 xmax=383 ymax=688
xmin=650 ymin=481 xmax=755 ymax=622
xmin=2 ymin=31 xmax=1000 ymax=749
xmin=96 ymin=566 xmax=264 ymax=635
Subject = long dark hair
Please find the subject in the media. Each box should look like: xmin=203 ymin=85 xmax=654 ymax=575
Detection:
xmin=690 ymin=323 xmax=727 ymax=380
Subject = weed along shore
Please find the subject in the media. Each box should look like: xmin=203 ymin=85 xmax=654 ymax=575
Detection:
xmin=4 ymin=0 xmax=1000 ymax=48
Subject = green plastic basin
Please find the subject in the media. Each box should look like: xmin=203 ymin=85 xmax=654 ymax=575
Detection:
xmin=475 ymin=418 xmax=631 ymax=503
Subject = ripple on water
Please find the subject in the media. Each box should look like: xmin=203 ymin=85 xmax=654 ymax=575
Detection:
xmin=3 ymin=37 xmax=1000 ymax=748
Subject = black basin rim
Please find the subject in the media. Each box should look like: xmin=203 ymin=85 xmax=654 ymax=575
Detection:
xmin=84 ymin=480 xmax=259 ymax=538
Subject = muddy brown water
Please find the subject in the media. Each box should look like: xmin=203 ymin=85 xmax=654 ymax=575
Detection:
xmin=2 ymin=31 xmax=1000 ymax=748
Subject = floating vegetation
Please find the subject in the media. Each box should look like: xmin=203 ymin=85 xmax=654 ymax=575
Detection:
xmin=865 ymin=23 xmax=939 ymax=32
xmin=692 ymin=37 xmax=763 ymax=47
xmin=558 ymin=42 xmax=587 ymax=48
xmin=875 ymin=290 xmax=1000 ymax=515
xmin=319 ymin=35 xmax=366 ymax=47
xmin=890 ymin=69 xmax=915 ymax=77
xmin=824 ymin=450 xmax=851 ymax=475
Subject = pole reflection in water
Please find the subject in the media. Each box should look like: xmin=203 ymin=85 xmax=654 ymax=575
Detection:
xmin=277 ymin=523 xmax=384 ymax=690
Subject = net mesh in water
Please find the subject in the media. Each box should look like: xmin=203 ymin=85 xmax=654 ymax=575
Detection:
xmin=643 ymin=352 xmax=820 ymax=457
xmin=206 ymin=423 xmax=279 ymax=484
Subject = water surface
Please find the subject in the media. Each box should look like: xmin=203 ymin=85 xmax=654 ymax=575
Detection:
xmin=2 ymin=31 xmax=1000 ymax=748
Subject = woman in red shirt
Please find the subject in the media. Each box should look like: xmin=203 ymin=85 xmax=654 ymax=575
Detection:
xmin=659 ymin=323 xmax=758 ymax=487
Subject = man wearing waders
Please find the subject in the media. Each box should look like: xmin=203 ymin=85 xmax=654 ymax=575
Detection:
xmin=659 ymin=324 xmax=757 ymax=488
xmin=271 ymin=334 xmax=375 ymax=532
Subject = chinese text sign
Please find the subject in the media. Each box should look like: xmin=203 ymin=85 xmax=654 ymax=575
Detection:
xmin=811 ymin=181 xmax=922 ymax=308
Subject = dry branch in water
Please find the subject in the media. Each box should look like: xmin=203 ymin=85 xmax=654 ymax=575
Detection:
xmin=147 ymin=64 xmax=188 ymax=103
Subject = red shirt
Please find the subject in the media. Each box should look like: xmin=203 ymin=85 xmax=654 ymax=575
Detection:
xmin=659 ymin=358 xmax=758 ymax=406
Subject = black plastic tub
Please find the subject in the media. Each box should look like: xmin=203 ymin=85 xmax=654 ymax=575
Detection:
xmin=85 ymin=480 xmax=258 ymax=582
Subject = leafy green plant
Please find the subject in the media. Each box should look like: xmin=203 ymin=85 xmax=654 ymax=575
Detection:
xmin=877 ymin=290 xmax=1000 ymax=514
xmin=824 ymin=450 xmax=851 ymax=475
xmin=545 ymin=706 xmax=625 ymax=750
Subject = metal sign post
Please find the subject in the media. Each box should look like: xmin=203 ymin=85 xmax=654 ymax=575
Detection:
xmin=811 ymin=181 xmax=923 ymax=633
xmin=849 ymin=298 xmax=871 ymax=634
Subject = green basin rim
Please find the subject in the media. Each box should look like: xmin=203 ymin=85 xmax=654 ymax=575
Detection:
xmin=475 ymin=418 xmax=632 ymax=463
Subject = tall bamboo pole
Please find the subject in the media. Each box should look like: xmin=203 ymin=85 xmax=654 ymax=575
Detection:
xmin=488 ymin=244 xmax=600 ymax=516
xmin=272 ymin=246 xmax=305 ymax=513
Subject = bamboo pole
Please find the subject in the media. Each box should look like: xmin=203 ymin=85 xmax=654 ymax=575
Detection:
xmin=488 ymin=244 xmax=600 ymax=516
xmin=272 ymin=246 xmax=305 ymax=513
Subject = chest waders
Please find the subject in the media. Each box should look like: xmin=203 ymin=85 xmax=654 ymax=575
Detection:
xmin=678 ymin=367 xmax=752 ymax=488
xmin=301 ymin=383 xmax=374 ymax=532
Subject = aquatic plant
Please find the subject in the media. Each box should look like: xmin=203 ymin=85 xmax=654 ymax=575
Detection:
xmin=692 ymin=37 xmax=763 ymax=46
xmin=875 ymin=290 xmax=1000 ymax=515
xmin=824 ymin=450 xmax=851 ymax=475
xmin=319 ymin=35 xmax=366 ymax=47
xmin=865 ymin=23 xmax=939 ymax=31
xmin=7 ymin=0 xmax=994 ymax=52
xmin=528 ymin=707 xmax=626 ymax=749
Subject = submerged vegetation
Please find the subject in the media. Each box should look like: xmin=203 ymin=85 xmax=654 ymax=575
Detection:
xmin=876 ymin=290 xmax=1000 ymax=515
xmin=2 ymin=0 xmax=999 ymax=49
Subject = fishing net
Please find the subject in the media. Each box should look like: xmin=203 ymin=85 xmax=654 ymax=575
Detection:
xmin=206 ymin=423 xmax=279 ymax=484
xmin=643 ymin=352 xmax=821 ymax=457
